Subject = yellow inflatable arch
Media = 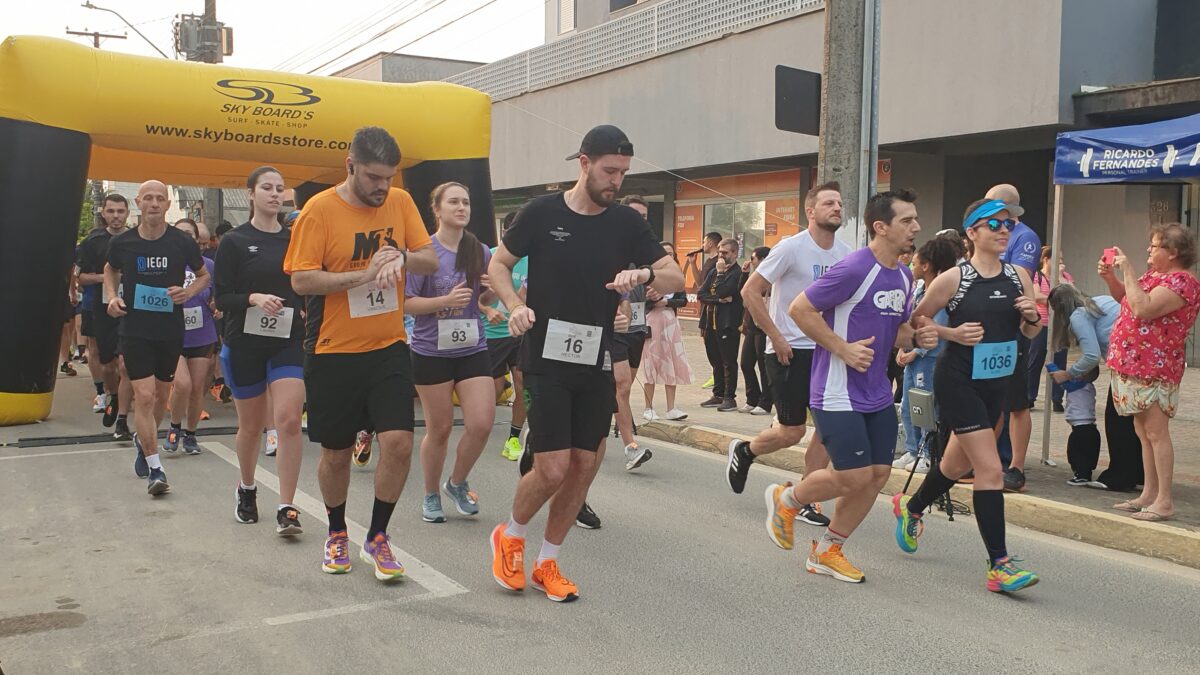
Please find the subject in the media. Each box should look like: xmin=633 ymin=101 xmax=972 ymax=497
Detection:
xmin=0 ymin=36 xmax=494 ymax=425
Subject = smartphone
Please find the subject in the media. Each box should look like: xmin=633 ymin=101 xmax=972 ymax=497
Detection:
xmin=1102 ymin=247 xmax=1117 ymax=265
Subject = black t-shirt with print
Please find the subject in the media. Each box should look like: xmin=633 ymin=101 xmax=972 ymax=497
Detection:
xmin=502 ymin=192 xmax=666 ymax=375
xmin=214 ymin=223 xmax=304 ymax=346
xmin=106 ymin=226 xmax=205 ymax=340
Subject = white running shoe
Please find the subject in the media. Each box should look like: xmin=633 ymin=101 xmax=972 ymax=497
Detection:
xmin=92 ymin=393 xmax=107 ymax=413
xmin=749 ymin=406 xmax=771 ymax=415
xmin=642 ymin=409 xmax=659 ymax=422
xmin=914 ymin=457 xmax=931 ymax=474
xmin=737 ymin=404 xmax=755 ymax=413
xmin=663 ymin=408 xmax=688 ymax=421
xmin=892 ymin=454 xmax=917 ymax=470
xmin=265 ymin=430 xmax=279 ymax=457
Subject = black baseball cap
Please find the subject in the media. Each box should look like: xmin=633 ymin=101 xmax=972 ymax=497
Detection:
xmin=565 ymin=124 xmax=634 ymax=160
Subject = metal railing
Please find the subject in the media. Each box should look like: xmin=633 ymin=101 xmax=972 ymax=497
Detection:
xmin=447 ymin=0 xmax=824 ymax=101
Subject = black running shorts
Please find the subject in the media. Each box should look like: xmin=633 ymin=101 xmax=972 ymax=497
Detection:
xmin=1005 ymin=339 xmax=1032 ymax=412
xmin=120 ymin=335 xmax=183 ymax=382
xmin=486 ymin=336 xmax=522 ymax=378
xmin=93 ymin=311 xmax=120 ymax=365
xmin=303 ymin=340 xmax=415 ymax=449
xmin=181 ymin=342 xmax=217 ymax=359
xmin=611 ymin=332 xmax=646 ymax=369
xmin=766 ymin=348 xmax=814 ymax=427
xmin=935 ymin=361 xmax=1008 ymax=435
xmin=524 ymin=370 xmax=615 ymax=453
xmin=411 ymin=350 xmax=492 ymax=386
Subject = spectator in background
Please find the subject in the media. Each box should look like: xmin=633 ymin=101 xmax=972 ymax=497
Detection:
xmin=986 ymin=183 xmax=1041 ymax=493
xmin=1102 ymin=223 xmax=1200 ymax=522
xmin=697 ymin=238 xmax=743 ymax=412
xmin=1030 ymin=246 xmax=1073 ymax=412
xmin=1047 ymin=285 xmax=1119 ymax=488
xmin=893 ymin=237 xmax=957 ymax=472
xmin=687 ymin=231 xmax=723 ymax=391
xmin=737 ymin=246 xmax=773 ymax=415
xmin=641 ymin=242 xmax=692 ymax=421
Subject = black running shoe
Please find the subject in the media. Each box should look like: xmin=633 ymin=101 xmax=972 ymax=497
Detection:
xmin=102 ymin=398 xmax=118 ymax=428
xmin=132 ymin=433 xmax=149 ymax=478
xmin=1003 ymin=467 xmax=1027 ymax=493
xmin=147 ymin=467 xmax=169 ymax=496
xmin=276 ymin=506 xmax=302 ymax=536
xmin=726 ymin=439 xmax=754 ymax=494
xmin=575 ymin=501 xmax=601 ymax=529
xmin=796 ymin=503 xmax=830 ymax=526
xmin=113 ymin=418 xmax=132 ymax=441
xmin=235 ymin=485 xmax=259 ymax=524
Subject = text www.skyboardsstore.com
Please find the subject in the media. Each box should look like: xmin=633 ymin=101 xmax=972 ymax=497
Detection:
xmin=145 ymin=124 xmax=350 ymax=150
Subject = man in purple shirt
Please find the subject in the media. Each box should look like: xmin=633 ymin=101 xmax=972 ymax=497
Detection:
xmin=762 ymin=189 xmax=937 ymax=584
xmin=987 ymin=183 xmax=1041 ymax=492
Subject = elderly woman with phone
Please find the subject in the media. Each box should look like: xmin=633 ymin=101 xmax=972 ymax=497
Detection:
xmin=1099 ymin=224 xmax=1200 ymax=522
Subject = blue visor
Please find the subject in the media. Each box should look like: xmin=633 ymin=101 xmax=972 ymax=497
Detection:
xmin=962 ymin=199 xmax=1012 ymax=230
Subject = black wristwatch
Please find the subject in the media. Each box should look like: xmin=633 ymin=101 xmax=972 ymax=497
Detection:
xmin=639 ymin=265 xmax=655 ymax=284
xmin=1023 ymin=315 xmax=1040 ymax=327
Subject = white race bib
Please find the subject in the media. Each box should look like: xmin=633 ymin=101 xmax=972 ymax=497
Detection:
xmin=244 ymin=306 xmax=294 ymax=338
xmin=183 ymin=306 xmax=203 ymax=331
xmin=542 ymin=318 xmax=602 ymax=365
xmin=437 ymin=318 xmax=479 ymax=351
xmin=630 ymin=301 xmax=646 ymax=328
xmin=347 ymin=282 xmax=399 ymax=318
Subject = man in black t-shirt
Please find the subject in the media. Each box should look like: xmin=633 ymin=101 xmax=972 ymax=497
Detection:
xmin=105 ymin=180 xmax=210 ymax=496
xmin=487 ymin=125 xmax=683 ymax=603
xmin=77 ymin=193 xmax=133 ymax=433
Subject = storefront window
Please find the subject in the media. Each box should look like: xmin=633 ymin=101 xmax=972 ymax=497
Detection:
xmin=704 ymin=201 xmax=765 ymax=261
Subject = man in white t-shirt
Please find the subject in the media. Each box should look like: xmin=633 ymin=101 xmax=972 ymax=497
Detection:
xmin=727 ymin=181 xmax=852 ymax=526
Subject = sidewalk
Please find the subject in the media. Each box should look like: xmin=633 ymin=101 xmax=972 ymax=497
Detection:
xmin=635 ymin=322 xmax=1200 ymax=569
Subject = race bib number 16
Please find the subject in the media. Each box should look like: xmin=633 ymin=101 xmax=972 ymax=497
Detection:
xmin=543 ymin=318 xmax=602 ymax=365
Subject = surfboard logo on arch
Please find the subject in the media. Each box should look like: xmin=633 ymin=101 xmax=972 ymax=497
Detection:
xmin=214 ymin=80 xmax=322 ymax=106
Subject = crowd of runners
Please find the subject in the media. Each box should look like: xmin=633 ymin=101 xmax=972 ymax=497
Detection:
xmin=69 ymin=121 xmax=1064 ymax=600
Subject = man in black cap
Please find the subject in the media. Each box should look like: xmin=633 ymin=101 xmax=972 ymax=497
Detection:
xmin=487 ymin=124 xmax=683 ymax=602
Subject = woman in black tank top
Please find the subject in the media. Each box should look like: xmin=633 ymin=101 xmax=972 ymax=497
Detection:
xmin=891 ymin=198 xmax=1044 ymax=594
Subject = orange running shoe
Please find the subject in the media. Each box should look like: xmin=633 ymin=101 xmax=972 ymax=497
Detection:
xmin=531 ymin=559 xmax=578 ymax=602
xmin=200 ymin=409 xmax=211 ymax=421
xmin=764 ymin=482 xmax=799 ymax=550
xmin=490 ymin=523 xmax=525 ymax=591
xmin=805 ymin=541 xmax=865 ymax=583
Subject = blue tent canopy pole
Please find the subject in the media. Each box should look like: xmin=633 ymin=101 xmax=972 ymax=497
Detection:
xmin=1040 ymin=112 xmax=1200 ymax=463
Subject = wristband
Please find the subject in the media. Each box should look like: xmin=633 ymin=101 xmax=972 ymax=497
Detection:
xmin=509 ymin=302 xmax=526 ymax=314
xmin=1023 ymin=316 xmax=1040 ymax=327
xmin=639 ymin=265 xmax=655 ymax=285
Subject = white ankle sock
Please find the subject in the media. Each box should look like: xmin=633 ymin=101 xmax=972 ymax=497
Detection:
xmin=537 ymin=539 xmax=560 ymax=564
xmin=504 ymin=516 xmax=527 ymax=538
xmin=146 ymin=454 xmax=163 ymax=470
xmin=241 ymin=482 xmax=256 ymax=491
xmin=780 ymin=484 xmax=801 ymax=509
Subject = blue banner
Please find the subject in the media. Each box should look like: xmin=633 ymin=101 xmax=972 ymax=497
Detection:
xmin=1053 ymin=112 xmax=1200 ymax=185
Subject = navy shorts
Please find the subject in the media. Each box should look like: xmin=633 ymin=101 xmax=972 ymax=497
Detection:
xmin=810 ymin=407 xmax=897 ymax=470
xmin=219 ymin=342 xmax=304 ymax=400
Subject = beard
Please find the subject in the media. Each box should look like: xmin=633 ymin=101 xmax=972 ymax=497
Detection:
xmin=815 ymin=215 xmax=842 ymax=233
xmin=584 ymin=172 xmax=616 ymax=207
xmin=352 ymin=176 xmax=388 ymax=207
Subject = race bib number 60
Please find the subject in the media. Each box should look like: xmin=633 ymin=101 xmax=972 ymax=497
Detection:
xmin=183 ymin=306 xmax=203 ymax=330
xmin=347 ymin=281 xmax=399 ymax=318
xmin=543 ymin=318 xmax=602 ymax=365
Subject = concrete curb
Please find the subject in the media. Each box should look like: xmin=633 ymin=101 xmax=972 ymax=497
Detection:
xmin=639 ymin=420 xmax=1200 ymax=570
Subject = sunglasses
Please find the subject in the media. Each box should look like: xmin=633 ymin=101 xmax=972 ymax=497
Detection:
xmin=974 ymin=218 xmax=1016 ymax=232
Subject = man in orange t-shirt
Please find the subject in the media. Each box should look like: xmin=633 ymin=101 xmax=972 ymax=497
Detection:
xmin=284 ymin=126 xmax=437 ymax=581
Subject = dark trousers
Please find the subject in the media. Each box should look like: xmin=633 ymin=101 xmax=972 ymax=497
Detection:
xmin=739 ymin=331 xmax=772 ymax=411
xmin=703 ymin=327 xmax=740 ymax=400
xmin=1097 ymin=384 xmax=1145 ymax=490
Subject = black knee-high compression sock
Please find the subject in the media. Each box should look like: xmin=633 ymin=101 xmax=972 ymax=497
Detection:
xmin=907 ymin=464 xmax=957 ymax=515
xmin=973 ymin=489 xmax=1008 ymax=564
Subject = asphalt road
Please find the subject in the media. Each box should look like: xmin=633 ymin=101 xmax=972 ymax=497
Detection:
xmin=3 ymin=421 xmax=1199 ymax=673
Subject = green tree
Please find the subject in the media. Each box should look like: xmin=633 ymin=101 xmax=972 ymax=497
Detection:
xmin=78 ymin=188 xmax=95 ymax=242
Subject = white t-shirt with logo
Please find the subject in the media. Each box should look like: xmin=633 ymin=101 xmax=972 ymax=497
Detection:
xmin=754 ymin=230 xmax=852 ymax=353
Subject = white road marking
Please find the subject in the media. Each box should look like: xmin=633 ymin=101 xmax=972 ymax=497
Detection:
xmin=203 ymin=441 xmax=469 ymax=598
xmin=0 ymin=446 xmax=127 ymax=461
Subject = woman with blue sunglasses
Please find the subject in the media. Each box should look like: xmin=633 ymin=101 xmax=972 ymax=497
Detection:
xmin=891 ymin=198 xmax=1043 ymax=594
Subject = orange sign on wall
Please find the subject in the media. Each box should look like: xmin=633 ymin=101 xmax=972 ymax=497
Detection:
xmin=765 ymin=198 xmax=801 ymax=247
xmin=674 ymin=204 xmax=703 ymax=319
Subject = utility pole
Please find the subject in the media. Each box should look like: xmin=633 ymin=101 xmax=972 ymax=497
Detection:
xmin=815 ymin=0 xmax=880 ymax=248
xmin=197 ymin=0 xmax=224 ymax=233
xmin=66 ymin=28 xmax=126 ymax=49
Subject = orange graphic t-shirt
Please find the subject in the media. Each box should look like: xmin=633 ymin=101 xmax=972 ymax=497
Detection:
xmin=284 ymin=186 xmax=432 ymax=354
